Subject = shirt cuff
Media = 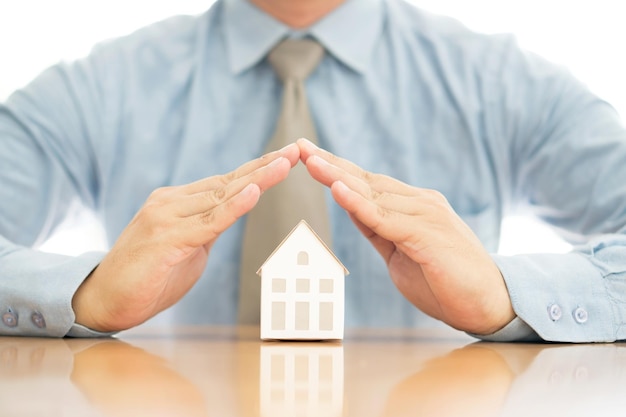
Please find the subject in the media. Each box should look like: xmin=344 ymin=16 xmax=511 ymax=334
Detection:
xmin=65 ymin=322 xmax=117 ymax=338
xmin=492 ymin=252 xmax=616 ymax=343
xmin=0 ymin=244 xmax=107 ymax=337
xmin=468 ymin=316 xmax=541 ymax=342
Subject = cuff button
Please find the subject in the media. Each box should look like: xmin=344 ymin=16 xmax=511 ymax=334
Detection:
xmin=548 ymin=303 xmax=562 ymax=321
xmin=2 ymin=310 xmax=18 ymax=328
xmin=573 ymin=307 xmax=588 ymax=324
xmin=31 ymin=312 xmax=46 ymax=329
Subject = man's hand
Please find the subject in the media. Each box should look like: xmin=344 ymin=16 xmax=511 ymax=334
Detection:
xmin=72 ymin=144 xmax=300 ymax=332
xmin=297 ymin=139 xmax=515 ymax=335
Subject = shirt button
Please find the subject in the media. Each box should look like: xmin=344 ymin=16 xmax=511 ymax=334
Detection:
xmin=31 ymin=312 xmax=46 ymax=329
xmin=573 ymin=307 xmax=588 ymax=324
xmin=2 ymin=310 xmax=18 ymax=328
xmin=548 ymin=303 xmax=562 ymax=321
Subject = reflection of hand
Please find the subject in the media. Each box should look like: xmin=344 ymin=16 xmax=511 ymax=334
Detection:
xmin=298 ymin=139 xmax=514 ymax=335
xmin=71 ymin=340 xmax=207 ymax=417
xmin=72 ymin=144 xmax=300 ymax=332
xmin=382 ymin=343 xmax=516 ymax=417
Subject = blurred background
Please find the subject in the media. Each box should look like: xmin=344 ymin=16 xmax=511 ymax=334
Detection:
xmin=1 ymin=0 xmax=624 ymax=255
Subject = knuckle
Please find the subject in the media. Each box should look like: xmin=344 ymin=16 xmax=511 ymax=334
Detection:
xmin=320 ymin=150 xmax=341 ymax=167
xmin=426 ymin=190 xmax=453 ymax=214
xmin=199 ymin=208 xmax=217 ymax=226
xmin=360 ymin=169 xmax=376 ymax=183
xmin=148 ymin=186 xmax=174 ymax=201
xmin=200 ymin=187 xmax=229 ymax=207
xmin=259 ymin=152 xmax=273 ymax=160
xmin=425 ymin=189 xmax=447 ymax=204
xmin=376 ymin=205 xmax=390 ymax=219
xmin=220 ymin=171 xmax=237 ymax=185
xmin=140 ymin=201 xmax=164 ymax=221
xmin=325 ymin=151 xmax=339 ymax=163
xmin=133 ymin=205 xmax=167 ymax=237
xmin=370 ymin=189 xmax=383 ymax=202
xmin=256 ymin=152 xmax=276 ymax=167
xmin=212 ymin=187 xmax=227 ymax=202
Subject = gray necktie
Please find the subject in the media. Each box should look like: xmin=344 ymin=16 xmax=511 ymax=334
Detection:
xmin=238 ymin=39 xmax=332 ymax=324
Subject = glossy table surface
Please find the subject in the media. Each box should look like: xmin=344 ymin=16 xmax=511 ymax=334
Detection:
xmin=1 ymin=325 xmax=625 ymax=416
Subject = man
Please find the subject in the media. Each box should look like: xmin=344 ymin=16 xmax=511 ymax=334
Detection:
xmin=1 ymin=0 xmax=625 ymax=342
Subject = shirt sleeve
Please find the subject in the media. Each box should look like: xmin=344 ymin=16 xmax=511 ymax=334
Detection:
xmin=482 ymin=37 xmax=626 ymax=342
xmin=0 ymin=49 xmax=112 ymax=337
xmin=0 ymin=237 xmax=107 ymax=337
xmin=491 ymin=239 xmax=626 ymax=343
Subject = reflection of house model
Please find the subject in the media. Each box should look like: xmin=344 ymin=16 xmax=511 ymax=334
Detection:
xmin=257 ymin=220 xmax=349 ymax=340
xmin=260 ymin=342 xmax=344 ymax=417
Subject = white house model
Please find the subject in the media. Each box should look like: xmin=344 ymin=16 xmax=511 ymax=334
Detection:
xmin=257 ymin=220 xmax=349 ymax=340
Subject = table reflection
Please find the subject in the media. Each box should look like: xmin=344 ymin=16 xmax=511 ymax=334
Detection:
xmin=0 ymin=337 xmax=91 ymax=416
xmin=498 ymin=343 xmax=626 ymax=415
xmin=71 ymin=339 xmax=208 ymax=417
xmin=260 ymin=341 xmax=343 ymax=417
xmin=1 ymin=328 xmax=626 ymax=417
xmin=379 ymin=343 xmax=521 ymax=417
xmin=379 ymin=342 xmax=626 ymax=417
xmin=0 ymin=337 xmax=207 ymax=417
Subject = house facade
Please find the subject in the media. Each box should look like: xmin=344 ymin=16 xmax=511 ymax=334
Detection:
xmin=258 ymin=220 xmax=348 ymax=340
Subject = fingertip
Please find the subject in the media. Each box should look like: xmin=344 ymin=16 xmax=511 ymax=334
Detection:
xmin=296 ymin=137 xmax=315 ymax=147
xmin=297 ymin=138 xmax=317 ymax=161
xmin=279 ymin=143 xmax=300 ymax=166
xmin=227 ymin=183 xmax=262 ymax=221
xmin=241 ymin=183 xmax=261 ymax=202
xmin=330 ymin=180 xmax=353 ymax=202
xmin=257 ymin=157 xmax=291 ymax=192
xmin=331 ymin=180 xmax=349 ymax=194
xmin=330 ymin=180 xmax=358 ymax=214
xmin=279 ymin=142 xmax=298 ymax=152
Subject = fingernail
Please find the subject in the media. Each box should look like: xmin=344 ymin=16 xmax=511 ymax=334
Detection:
xmin=333 ymin=180 xmax=348 ymax=191
xmin=298 ymin=138 xmax=318 ymax=148
xmin=242 ymin=183 xmax=260 ymax=197
xmin=268 ymin=156 xmax=286 ymax=167
xmin=310 ymin=155 xmax=329 ymax=165
xmin=279 ymin=143 xmax=296 ymax=152
xmin=332 ymin=181 xmax=353 ymax=196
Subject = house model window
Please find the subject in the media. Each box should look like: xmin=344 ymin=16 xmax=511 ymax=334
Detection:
xmin=257 ymin=220 xmax=349 ymax=340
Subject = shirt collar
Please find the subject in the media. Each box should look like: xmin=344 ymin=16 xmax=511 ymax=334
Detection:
xmin=309 ymin=0 xmax=384 ymax=73
xmin=224 ymin=0 xmax=384 ymax=74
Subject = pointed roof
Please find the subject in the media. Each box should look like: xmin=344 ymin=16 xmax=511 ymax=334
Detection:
xmin=256 ymin=219 xmax=349 ymax=276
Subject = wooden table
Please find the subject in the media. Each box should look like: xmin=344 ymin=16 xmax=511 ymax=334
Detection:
xmin=1 ymin=326 xmax=624 ymax=416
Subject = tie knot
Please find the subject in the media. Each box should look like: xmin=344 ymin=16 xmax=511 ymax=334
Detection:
xmin=268 ymin=39 xmax=324 ymax=82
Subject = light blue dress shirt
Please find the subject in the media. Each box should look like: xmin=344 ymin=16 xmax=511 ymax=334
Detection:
xmin=1 ymin=0 xmax=625 ymax=341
